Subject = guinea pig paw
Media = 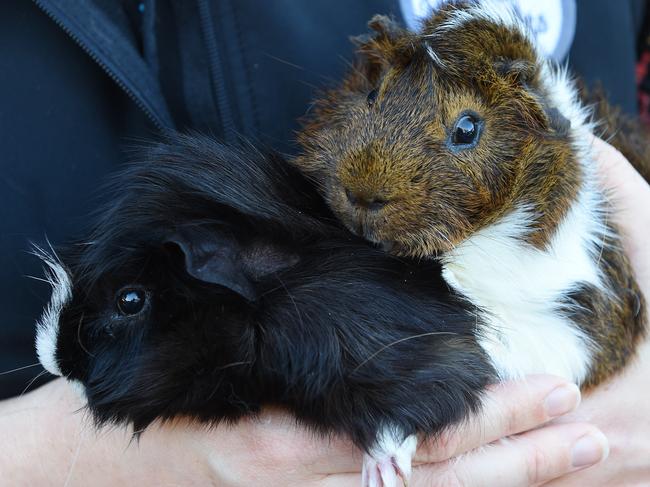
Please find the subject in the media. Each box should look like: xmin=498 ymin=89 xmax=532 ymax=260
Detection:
xmin=362 ymin=433 xmax=417 ymax=487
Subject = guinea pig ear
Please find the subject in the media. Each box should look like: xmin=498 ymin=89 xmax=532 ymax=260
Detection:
xmin=540 ymin=104 xmax=572 ymax=136
xmin=165 ymin=227 xmax=258 ymax=301
xmin=493 ymin=58 xmax=537 ymax=86
xmin=165 ymin=227 xmax=300 ymax=301
xmin=238 ymin=239 xmax=301 ymax=282
xmin=351 ymin=15 xmax=404 ymax=47
xmin=351 ymin=15 xmax=412 ymax=71
xmin=367 ymin=15 xmax=404 ymax=40
xmin=493 ymin=58 xmax=571 ymax=136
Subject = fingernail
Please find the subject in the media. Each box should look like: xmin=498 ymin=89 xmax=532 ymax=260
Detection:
xmin=571 ymin=431 xmax=609 ymax=468
xmin=544 ymin=383 xmax=581 ymax=417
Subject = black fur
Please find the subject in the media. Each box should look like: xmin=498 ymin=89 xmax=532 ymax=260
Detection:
xmin=51 ymin=133 xmax=495 ymax=451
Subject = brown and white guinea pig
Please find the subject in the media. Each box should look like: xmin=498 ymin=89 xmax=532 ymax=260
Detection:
xmin=294 ymin=2 xmax=648 ymax=483
xmin=35 ymin=133 xmax=495 ymax=485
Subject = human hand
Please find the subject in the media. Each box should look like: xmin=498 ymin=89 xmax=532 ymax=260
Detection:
xmin=0 ymin=374 xmax=604 ymax=486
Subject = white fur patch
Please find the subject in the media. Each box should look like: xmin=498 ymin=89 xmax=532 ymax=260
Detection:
xmin=539 ymin=63 xmax=597 ymax=141
xmin=33 ymin=246 xmax=72 ymax=377
xmin=363 ymin=428 xmax=417 ymax=487
xmin=442 ymin=196 xmax=603 ymax=383
xmin=69 ymin=378 xmax=88 ymax=402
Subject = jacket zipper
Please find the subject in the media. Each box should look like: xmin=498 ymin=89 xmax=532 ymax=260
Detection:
xmin=196 ymin=0 xmax=236 ymax=143
xmin=32 ymin=0 xmax=168 ymax=130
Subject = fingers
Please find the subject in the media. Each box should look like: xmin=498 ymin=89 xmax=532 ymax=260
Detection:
xmin=416 ymin=375 xmax=581 ymax=463
xmin=414 ymin=423 xmax=609 ymax=487
xmin=239 ymin=376 xmax=585 ymax=483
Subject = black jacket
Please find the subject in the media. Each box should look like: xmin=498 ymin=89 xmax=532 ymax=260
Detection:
xmin=0 ymin=0 xmax=644 ymax=397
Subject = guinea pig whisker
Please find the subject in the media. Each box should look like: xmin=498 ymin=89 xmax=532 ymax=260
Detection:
xmin=352 ymin=331 xmax=459 ymax=374
xmin=79 ymin=240 xmax=97 ymax=246
xmin=263 ymin=52 xmax=336 ymax=84
xmin=77 ymin=312 xmax=96 ymax=358
xmin=433 ymin=228 xmax=455 ymax=250
xmin=339 ymin=54 xmax=370 ymax=84
xmin=212 ymin=360 xmax=253 ymax=373
xmin=594 ymin=205 xmax=610 ymax=270
xmin=202 ymin=362 xmax=254 ymax=403
xmin=214 ymin=360 xmax=253 ymax=371
xmin=275 ymin=275 xmax=304 ymax=329
xmin=205 ymin=376 xmax=226 ymax=402
xmin=132 ymin=426 xmax=148 ymax=438
xmin=23 ymin=274 xmax=52 ymax=284
xmin=297 ymin=79 xmax=322 ymax=92
xmin=19 ymin=369 xmax=48 ymax=397
xmin=304 ymin=101 xmax=317 ymax=116
xmin=0 ymin=362 xmax=41 ymax=376
xmin=258 ymin=285 xmax=284 ymax=298
xmin=43 ymin=236 xmax=67 ymax=270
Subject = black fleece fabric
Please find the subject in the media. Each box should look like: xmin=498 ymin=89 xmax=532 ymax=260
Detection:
xmin=0 ymin=0 xmax=645 ymax=397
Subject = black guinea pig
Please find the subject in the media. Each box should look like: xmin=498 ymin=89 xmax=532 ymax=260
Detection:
xmin=35 ymin=133 xmax=495 ymax=486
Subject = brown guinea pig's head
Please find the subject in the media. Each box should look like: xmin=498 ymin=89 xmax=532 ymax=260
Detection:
xmin=296 ymin=3 xmax=579 ymax=257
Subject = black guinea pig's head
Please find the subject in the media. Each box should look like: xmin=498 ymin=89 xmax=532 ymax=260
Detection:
xmin=33 ymin=135 xmax=317 ymax=430
xmin=34 ymin=220 xmax=301 ymax=429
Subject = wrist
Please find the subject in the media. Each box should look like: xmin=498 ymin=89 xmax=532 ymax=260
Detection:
xmin=0 ymin=379 xmax=216 ymax=486
xmin=0 ymin=379 xmax=76 ymax=484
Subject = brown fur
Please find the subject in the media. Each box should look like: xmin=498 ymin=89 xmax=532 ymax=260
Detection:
xmin=565 ymin=239 xmax=647 ymax=387
xmin=296 ymin=8 xmax=581 ymax=256
xmin=581 ymin=83 xmax=650 ymax=182
xmin=294 ymin=3 xmax=647 ymax=387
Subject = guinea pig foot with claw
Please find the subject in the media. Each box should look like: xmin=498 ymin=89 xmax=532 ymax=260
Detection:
xmin=362 ymin=433 xmax=417 ymax=487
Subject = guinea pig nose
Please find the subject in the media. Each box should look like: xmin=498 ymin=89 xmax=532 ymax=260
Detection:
xmin=345 ymin=188 xmax=358 ymax=206
xmin=366 ymin=198 xmax=388 ymax=211
xmin=345 ymin=189 xmax=388 ymax=211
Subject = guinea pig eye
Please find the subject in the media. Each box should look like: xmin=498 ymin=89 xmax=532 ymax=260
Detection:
xmin=451 ymin=114 xmax=482 ymax=147
xmin=116 ymin=287 xmax=147 ymax=316
xmin=366 ymin=89 xmax=379 ymax=107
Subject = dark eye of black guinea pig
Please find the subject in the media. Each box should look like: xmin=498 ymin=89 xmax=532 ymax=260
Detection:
xmin=35 ymin=133 xmax=495 ymax=487
xmin=116 ymin=287 xmax=147 ymax=315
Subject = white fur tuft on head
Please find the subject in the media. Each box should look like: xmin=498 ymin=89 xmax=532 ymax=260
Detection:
xmin=426 ymin=0 xmax=538 ymax=55
xmin=425 ymin=43 xmax=446 ymax=68
xmin=32 ymin=244 xmax=72 ymax=377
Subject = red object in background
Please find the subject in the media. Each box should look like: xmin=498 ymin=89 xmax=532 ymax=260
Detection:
xmin=636 ymin=5 xmax=650 ymax=127
xmin=636 ymin=50 xmax=650 ymax=125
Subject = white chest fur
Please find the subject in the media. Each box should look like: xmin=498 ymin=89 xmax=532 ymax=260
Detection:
xmin=441 ymin=190 xmax=606 ymax=384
